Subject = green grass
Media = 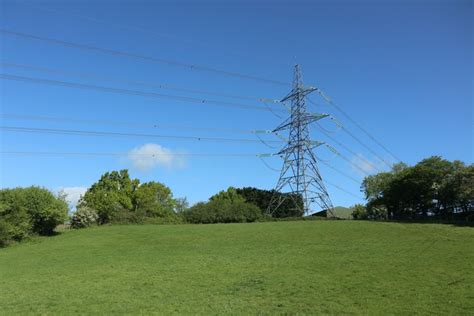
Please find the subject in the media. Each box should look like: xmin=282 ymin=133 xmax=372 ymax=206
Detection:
xmin=0 ymin=221 xmax=473 ymax=314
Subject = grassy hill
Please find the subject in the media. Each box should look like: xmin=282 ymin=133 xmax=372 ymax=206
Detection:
xmin=0 ymin=221 xmax=472 ymax=314
xmin=332 ymin=206 xmax=354 ymax=219
xmin=311 ymin=206 xmax=354 ymax=219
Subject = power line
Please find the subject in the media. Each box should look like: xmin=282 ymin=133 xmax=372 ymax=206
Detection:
xmin=339 ymin=126 xmax=392 ymax=168
xmin=259 ymin=150 xmax=364 ymax=185
xmin=314 ymin=91 xmax=402 ymax=163
xmin=2 ymin=62 xmax=278 ymax=103
xmin=308 ymin=97 xmax=392 ymax=168
xmin=324 ymin=180 xmax=364 ymax=200
xmin=0 ymin=73 xmax=285 ymax=112
xmin=0 ymin=28 xmax=289 ymax=86
xmin=0 ymin=114 xmax=264 ymax=134
xmin=318 ymin=159 xmax=361 ymax=184
xmin=333 ymin=149 xmax=372 ymax=177
xmin=1 ymin=148 xmax=364 ymax=200
xmin=21 ymin=3 xmax=194 ymax=44
xmin=21 ymin=2 xmax=262 ymax=63
xmin=314 ymin=122 xmax=383 ymax=173
xmin=0 ymin=151 xmax=258 ymax=157
xmin=0 ymin=125 xmax=284 ymax=144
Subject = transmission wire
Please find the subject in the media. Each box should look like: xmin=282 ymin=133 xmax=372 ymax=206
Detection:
xmin=0 ymin=29 xmax=289 ymax=86
xmin=0 ymin=73 xmax=285 ymax=112
xmin=0 ymin=126 xmax=284 ymax=144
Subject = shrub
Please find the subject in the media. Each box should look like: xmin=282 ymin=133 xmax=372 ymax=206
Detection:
xmin=70 ymin=206 xmax=99 ymax=229
xmin=21 ymin=187 xmax=69 ymax=235
xmin=142 ymin=213 xmax=185 ymax=225
xmin=78 ymin=170 xmax=179 ymax=224
xmin=235 ymin=187 xmax=304 ymax=218
xmin=110 ymin=208 xmax=146 ymax=224
xmin=0 ymin=219 xmax=13 ymax=247
xmin=0 ymin=200 xmax=32 ymax=247
xmin=183 ymin=202 xmax=217 ymax=224
xmin=0 ymin=187 xmax=68 ymax=242
xmin=351 ymin=204 xmax=368 ymax=220
xmin=183 ymin=198 xmax=262 ymax=224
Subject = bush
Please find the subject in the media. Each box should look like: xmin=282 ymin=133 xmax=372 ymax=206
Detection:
xmin=0 ymin=200 xmax=32 ymax=247
xmin=0 ymin=219 xmax=14 ymax=247
xmin=236 ymin=187 xmax=304 ymax=218
xmin=183 ymin=198 xmax=262 ymax=224
xmin=21 ymin=187 xmax=69 ymax=235
xmin=0 ymin=187 xmax=68 ymax=243
xmin=183 ymin=202 xmax=216 ymax=224
xmin=78 ymin=170 xmax=179 ymax=224
xmin=351 ymin=204 xmax=368 ymax=220
xmin=142 ymin=213 xmax=185 ymax=225
xmin=70 ymin=206 xmax=99 ymax=229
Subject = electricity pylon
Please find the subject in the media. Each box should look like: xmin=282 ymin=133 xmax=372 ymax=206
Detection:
xmin=267 ymin=65 xmax=334 ymax=217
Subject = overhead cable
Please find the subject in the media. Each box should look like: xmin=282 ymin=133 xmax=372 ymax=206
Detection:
xmin=2 ymin=62 xmax=277 ymax=102
xmin=0 ymin=28 xmax=289 ymax=86
xmin=324 ymin=180 xmax=364 ymax=200
xmin=0 ymin=125 xmax=283 ymax=144
xmin=0 ymin=73 xmax=285 ymax=112
xmin=314 ymin=122 xmax=383 ymax=173
xmin=308 ymin=97 xmax=393 ymax=168
xmin=315 ymin=91 xmax=402 ymax=162
xmin=0 ymin=114 xmax=265 ymax=134
xmin=0 ymin=150 xmax=259 ymax=157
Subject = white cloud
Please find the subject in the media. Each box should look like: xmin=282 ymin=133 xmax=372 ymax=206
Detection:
xmin=127 ymin=143 xmax=186 ymax=171
xmin=57 ymin=186 xmax=87 ymax=206
xmin=351 ymin=153 xmax=385 ymax=176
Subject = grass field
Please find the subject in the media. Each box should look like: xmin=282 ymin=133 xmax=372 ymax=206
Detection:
xmin=0 ymin=221 xmax=473 ymax=314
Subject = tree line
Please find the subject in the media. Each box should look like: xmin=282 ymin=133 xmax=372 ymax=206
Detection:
xmin=2 ymin=155 xmax=471 ymax=246
xmin=356 ymin=156 xmax=473 ymax=221
xmin=0 ymin=170 xmax=304 ymax=246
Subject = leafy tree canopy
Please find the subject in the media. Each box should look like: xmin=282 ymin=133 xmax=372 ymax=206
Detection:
xmin=0 ymin=187 xmax=68 ymax=246
xmin=79 ymin=170 xmax=177 ymax=224
xmin=362 ymin=157 xmax=473 ymax=220
xmin=235 ymin=187 xmax=304 ymax=218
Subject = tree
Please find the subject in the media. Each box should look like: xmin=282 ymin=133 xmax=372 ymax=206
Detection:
xmin=0 ymin=199 xmax=31 ymax=246
xmin=22 ymin=187 xmax=69 ymax=235
xmin=79 ymin=170 xmax=178 ymax=224
xmin=361 ymin=157 xmax=473 ymax=220
xmin=79 ymin=170 xmax=139 ymax=223
xmin=235 ymin=187 xmax=304 ymax=218
xmin=0 ymin=187 xmax=68 ymax=243
xmin=210 ymin=187 xmax=246 ymax=204
xmin=351 ymin=204 xmax=368 ymax=220
xmin=454 ymin=164 xmax=474 ymax=213
xmin=174 ymin=197 xmax=189 ymax=213
xmin=183 ymin=187 xmax=262 ymax=224
xmin=70 ymin=206 xmax=99 ymax=229
xmin=133 ymin=181 xmax=176 ymax=218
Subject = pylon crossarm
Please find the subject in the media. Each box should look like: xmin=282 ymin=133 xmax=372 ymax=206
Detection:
xmin=274 ymin=132 xmax=288 ymax=142
xmin=307 ymin=140 xmax=325 ymax=147
xmin=259 ymin=98 xmax=281 ymax=104
xmin=257 ymin=153 xmax=276 ymax=158
xmin=251 ymin=129 xmax=273 ymax=134
xmin=305 ymin=113 xmax=330 ymax=122
xmin=272 ymin=118 xmax=293 ymax=132
xmin=281 ymin=87 xmax=317 ymax=102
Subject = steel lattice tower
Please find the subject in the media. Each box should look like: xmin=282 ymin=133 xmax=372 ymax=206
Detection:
xmin=268 ymin=65 xmax=334 ymax=216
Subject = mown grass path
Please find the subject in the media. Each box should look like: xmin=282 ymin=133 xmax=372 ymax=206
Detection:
xmin=1 ymin=221 xmax=473 ymax=314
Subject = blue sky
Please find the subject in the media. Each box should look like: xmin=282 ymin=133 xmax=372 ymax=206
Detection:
xmin=0 ymin=0 xmax=472 ymax=210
